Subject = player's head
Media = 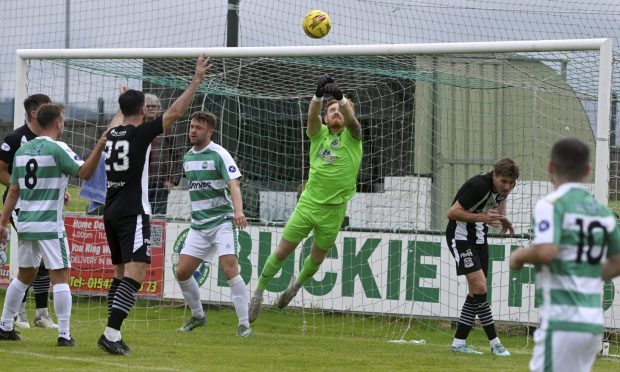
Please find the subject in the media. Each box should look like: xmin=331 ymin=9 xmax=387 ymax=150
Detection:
xmin=144 ymin=93 xmax=161 ymax=121
xmin=36 ymin=104 xmax=65 ymax=138
xmin=492 ymin=158 xmax=520 ymax=197
xmin=118 ymin=89 xmax=146 ymax=118
xmin=323 ymin=98 xmax=355 ymax=133
xmin=189 ymin=111 xmax=217 ymax=147
xmin=24 ymin=94 xmax=51 ymax=124
xmin=550 ymin=137 xmax=590 ymax=182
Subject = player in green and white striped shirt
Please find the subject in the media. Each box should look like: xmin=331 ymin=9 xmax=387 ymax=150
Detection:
xmin=0 ymin=104 xmax=108 ymax=346
xmin=511 ymin=137 xmax=620 ymax=372
xmin=174 ymin=111 xmax=252 ymax=337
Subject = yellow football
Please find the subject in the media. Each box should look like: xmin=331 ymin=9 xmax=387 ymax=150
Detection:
xmin=302 ymin=10 xmax=331 ymax=39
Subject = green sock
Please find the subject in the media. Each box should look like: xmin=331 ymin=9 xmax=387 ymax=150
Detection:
xmin=297 ymin=255 xmax=321 ymax=285
xmin=257 ymin=253 xmax=285 ymax=290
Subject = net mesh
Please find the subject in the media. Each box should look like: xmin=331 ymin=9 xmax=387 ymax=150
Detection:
xmin=16 ymin=47 xmax=618 ymax=348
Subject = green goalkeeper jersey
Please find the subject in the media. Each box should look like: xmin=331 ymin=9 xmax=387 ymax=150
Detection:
xmin=302 ymin=125 xmax=362 ymax=205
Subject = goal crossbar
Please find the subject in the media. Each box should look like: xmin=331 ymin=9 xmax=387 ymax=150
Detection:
xmin=14 ymin=38 xmax=613 ymax=203
xmin=16 ymin=38 xmax=611 ymax=59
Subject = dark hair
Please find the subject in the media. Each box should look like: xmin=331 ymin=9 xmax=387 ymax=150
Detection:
xmin=551 ymin=137 xmax=590 ymax=181
xmin=118 ymin=89 xmax=145 ymax=116
xmin=24 ymin=94 xmax=51 ymax=120
xmin=494 ymin=158 xmax=520 ymax=179
xmin=190 ymin=111 xmax=217 ymax=129
xmin=36 ymin=104 xmax=64 ymax=130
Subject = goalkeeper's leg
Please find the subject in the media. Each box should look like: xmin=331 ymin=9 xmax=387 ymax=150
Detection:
xmin=249 ymin=239 xmax=299 ymax=322
xmin=276 ymin=203 xmax=346 ymax=309
xmin=276 ymin=243 xmax=328 ymax=309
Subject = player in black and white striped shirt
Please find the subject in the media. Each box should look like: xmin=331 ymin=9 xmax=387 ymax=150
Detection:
xmin=446 ymin=158 xmax=519 ymax=356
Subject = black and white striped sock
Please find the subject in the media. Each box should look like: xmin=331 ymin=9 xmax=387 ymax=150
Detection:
xmin=107 ymin=278 xmax=122 ymax=318
xmin=108 ymin=277 xmax=140 ymax=330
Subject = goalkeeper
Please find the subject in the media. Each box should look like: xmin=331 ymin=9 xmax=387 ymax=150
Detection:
xmin=249 ymin=74 xmax=362 ymax=322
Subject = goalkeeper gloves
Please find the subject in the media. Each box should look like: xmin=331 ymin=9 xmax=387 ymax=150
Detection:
xmin=315 ymin=74 xmax=334 ymax=97
xmin=323 ymin=82 xmax=343 ymax=101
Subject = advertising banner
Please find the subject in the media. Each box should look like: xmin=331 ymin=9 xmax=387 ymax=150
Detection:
xmin=66 ymin=216 xmax=165 ymax=295
xmin=164 ymin=223 xmax=620 ymax=328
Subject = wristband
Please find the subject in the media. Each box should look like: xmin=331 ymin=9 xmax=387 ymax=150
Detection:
xmin=312 ymin=95 xmax=322 ymax=103
xmin=338 ymin=97 xmax=348 ymax=106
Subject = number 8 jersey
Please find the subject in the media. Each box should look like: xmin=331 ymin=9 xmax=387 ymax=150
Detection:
xmin=104 ymin=117 xmax=163 ymax=219
xmin=10 ymin=136 xmax=84 ymax=240
xmin=531 ymin=183 xmax=620 ymax=334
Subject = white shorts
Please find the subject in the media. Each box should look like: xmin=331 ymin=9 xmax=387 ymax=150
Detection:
xmin=180 ymin=223 xmax=238 ymax=264
xmin=530 ymin=328 xmax=601 ymax=372
xmin=18 ymin=237 xmax=71 ymax=270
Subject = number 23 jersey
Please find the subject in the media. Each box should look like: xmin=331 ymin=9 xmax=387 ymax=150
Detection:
xmin=104 ymin=117 xmax=163 ymax=219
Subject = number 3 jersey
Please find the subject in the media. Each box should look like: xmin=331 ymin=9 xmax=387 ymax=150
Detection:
xmin=10 ymin=136 xmax=84 ymax=240
xmin=104 ymin=117 xmax=163 ymax=219
xmin=531 ymin=182 xmax=620 ymax=334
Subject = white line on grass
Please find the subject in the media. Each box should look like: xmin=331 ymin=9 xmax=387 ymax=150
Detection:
xmin=4 ymin=349 xmax=180 ymax=371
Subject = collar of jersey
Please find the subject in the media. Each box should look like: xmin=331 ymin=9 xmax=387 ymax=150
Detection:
xmin=556 ymin=182 xmax=588 ymax=193
xmin=191 ymin=141 xmax=214 ymax=154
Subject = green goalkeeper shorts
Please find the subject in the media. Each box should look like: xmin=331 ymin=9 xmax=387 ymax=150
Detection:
xmin=282 ymin=197 xmax=347 ymax=251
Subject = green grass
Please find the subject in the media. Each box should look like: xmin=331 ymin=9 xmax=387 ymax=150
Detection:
xmin=1 ymin=291 xmax=618 ymax=371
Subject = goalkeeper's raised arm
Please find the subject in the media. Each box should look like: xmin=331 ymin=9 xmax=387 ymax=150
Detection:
xmin=307 ymin=74 xmax=362 ymax=140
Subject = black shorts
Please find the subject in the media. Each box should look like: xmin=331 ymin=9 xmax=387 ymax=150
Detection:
xmin=104 ymin=214 xmax=152 ymax=265
xmin=447 ymin=239 xmax=488 ymax=276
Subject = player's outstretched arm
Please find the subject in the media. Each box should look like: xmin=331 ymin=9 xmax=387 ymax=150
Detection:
xmin=76 ymin=129 xmax=109 ymax=180
xmin=108 ymin=84 xmax=128 ymax=128
xmin=307 ymin=74 xmax=333 ymax=137
xmin=228 ymin=178 xmax=247 ymax=229
xmin=0 ymin=184 xmax=19 ymax=243
xmin=162 ymin=54 xmax=212 ymax=131
xmin=323 ymin=81 xmax=361 ymax=139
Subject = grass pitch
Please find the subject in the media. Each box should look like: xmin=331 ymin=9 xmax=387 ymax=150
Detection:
xmin=1 ymin=291 xmax=619 ymax=371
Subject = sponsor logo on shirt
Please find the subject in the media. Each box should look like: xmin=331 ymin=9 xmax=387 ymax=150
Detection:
xmin=107 ymin=180 xmax=126 ymax=188
xmin=74 ymin=154 xmax=81 ymax=161
xmin=188 ymin=180 xmax=213 ymax=190
xmin=318 ymin=148 xmax=337 ymax=164
xmin=0 ymin=143 xmax=9 ymax=151
xmin=110 ymin=130 xmax=127 ymax=137
xmin=228 ymin=165 xmax=236 ymax=173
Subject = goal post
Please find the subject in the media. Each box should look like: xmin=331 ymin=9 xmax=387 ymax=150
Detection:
xmin=10 ymin=39 xmax=618 ymax=343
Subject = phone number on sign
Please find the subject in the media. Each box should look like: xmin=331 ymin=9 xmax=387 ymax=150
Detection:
xmin=70 ymin=276 xmax=159 ymax=293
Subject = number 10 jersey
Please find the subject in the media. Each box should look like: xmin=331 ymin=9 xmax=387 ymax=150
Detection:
xmin=104 ymin=117 xmax=163 ymax=219
xmin=531 ymin=182 xmax=620 ymax=334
